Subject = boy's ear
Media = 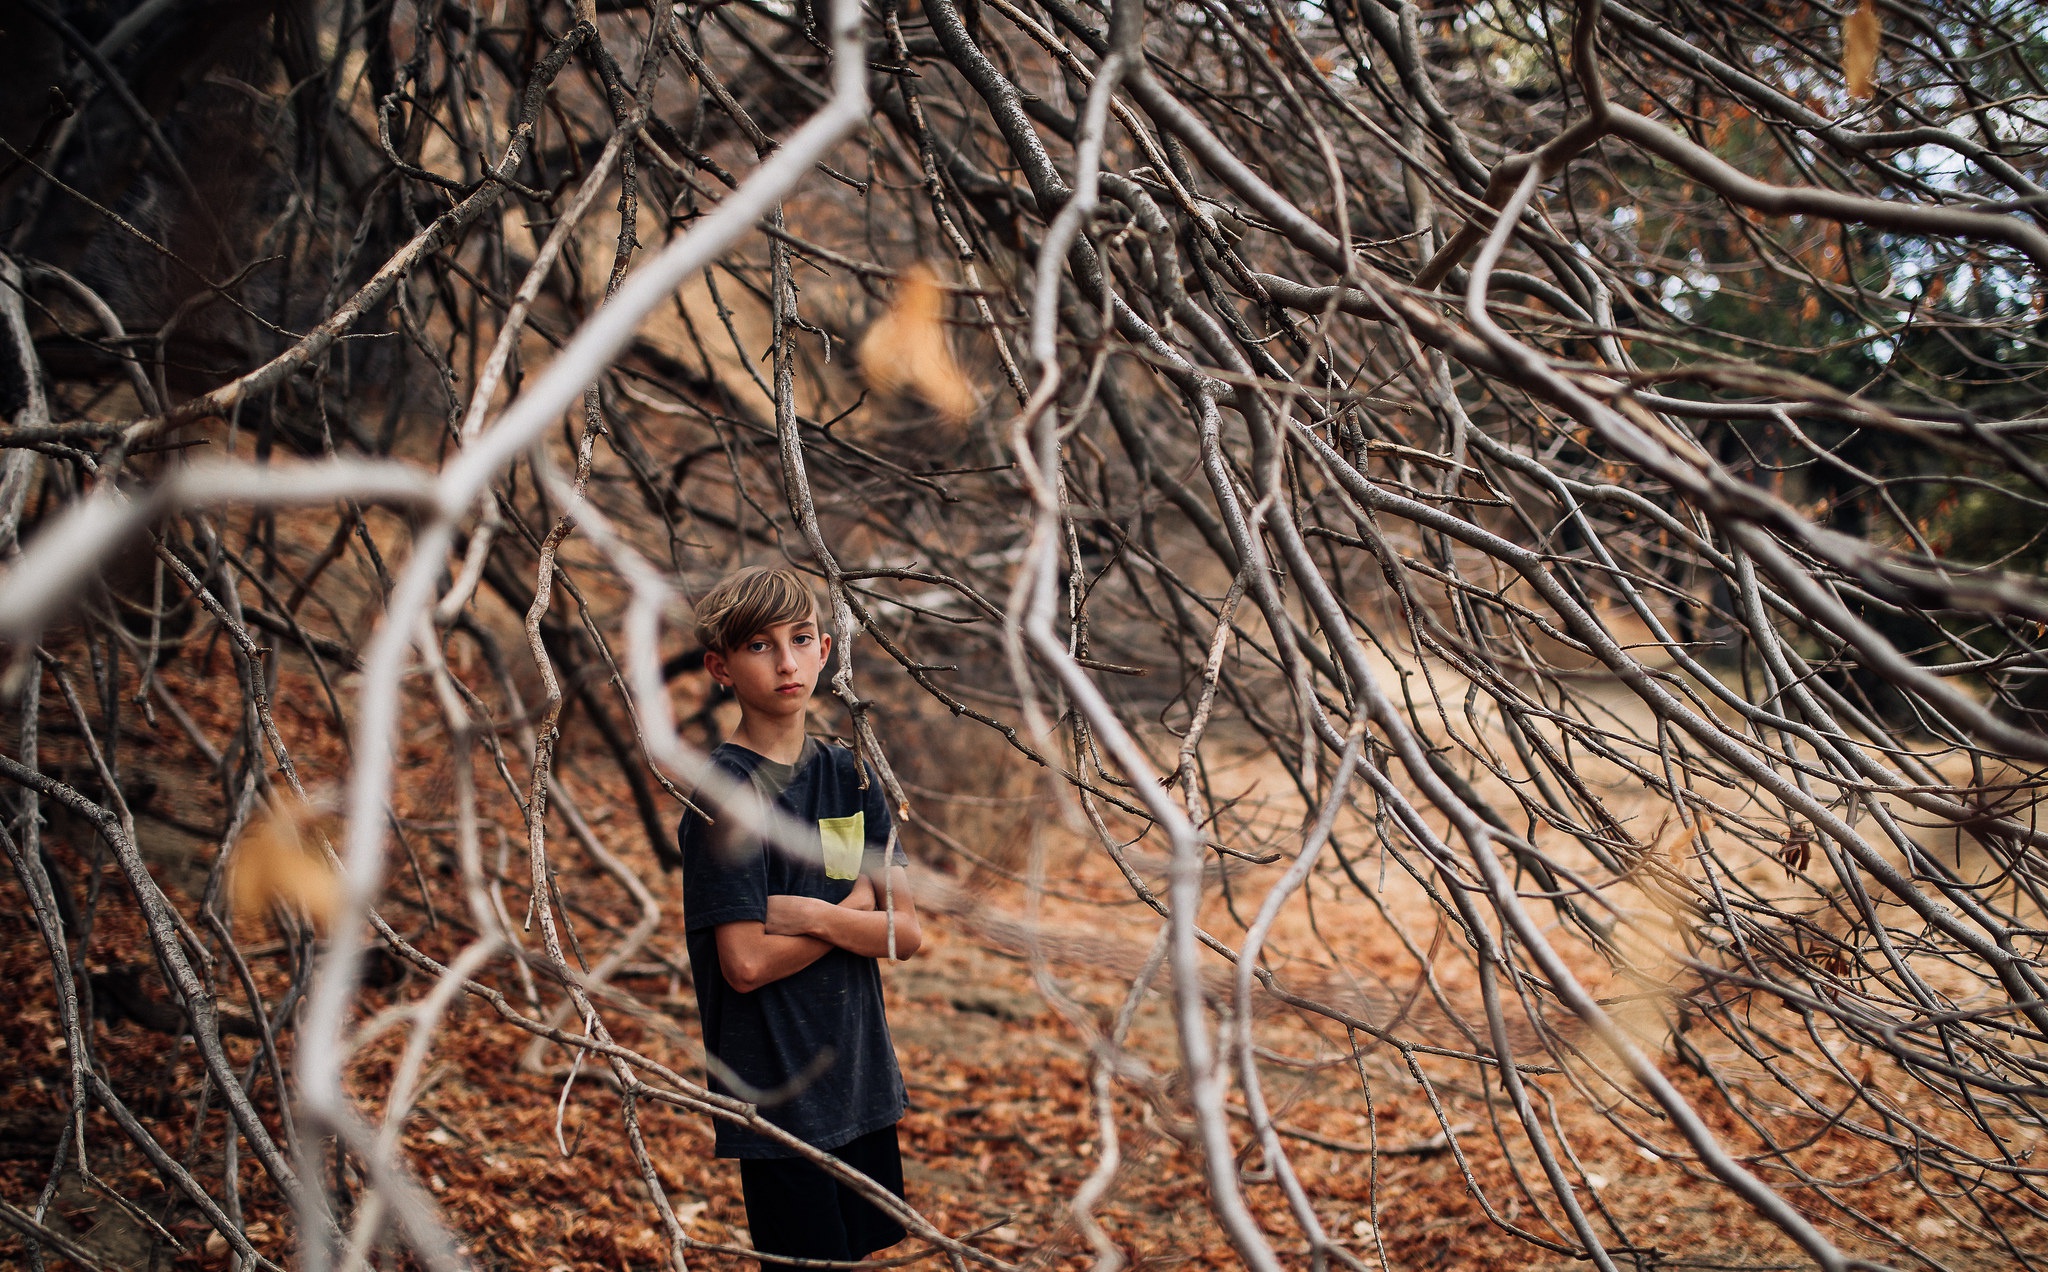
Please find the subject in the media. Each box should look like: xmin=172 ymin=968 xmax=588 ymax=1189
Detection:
xmin=703 ymin=649 xmax=731 ymax=686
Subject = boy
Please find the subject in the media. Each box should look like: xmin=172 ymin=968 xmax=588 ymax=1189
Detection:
xmin=673 ymin=565 xmax=923 ymax=1272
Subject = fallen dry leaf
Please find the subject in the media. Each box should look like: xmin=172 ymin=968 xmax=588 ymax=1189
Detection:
xmin=858 ymin=263 xmax=978 ymax=424
xmin=1844 ymin=0 xmax=1880 ymax=99
xmin=1655 ymin=811 xmax=1716 ymax=869
xmin=228 ymin=794 xmax=339 ymax=927
xmin=1780 ymin=823 xmax=1814 ymax=879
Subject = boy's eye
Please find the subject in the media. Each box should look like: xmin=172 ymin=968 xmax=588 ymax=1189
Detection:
xmin=748 ymin=641 xmax=769 ymax=653
xmin=793 ymin=633 xmax=812 ymax=645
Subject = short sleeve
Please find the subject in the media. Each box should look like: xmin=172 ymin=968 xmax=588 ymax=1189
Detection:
xmin=679 ymin=801 xmax=770 ymax=933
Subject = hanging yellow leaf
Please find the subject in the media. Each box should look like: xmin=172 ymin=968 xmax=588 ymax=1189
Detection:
xmin=858 ymin=264 xmax=977 ymax=424
xmin=229 ymin=795 xmax=338 ymax=928
xmin=1844 ymin=0 xmax=1880 ymax=100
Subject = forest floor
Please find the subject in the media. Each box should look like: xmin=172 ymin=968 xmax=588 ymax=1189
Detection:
xmin=2 ymin=640 xmax=2040 ymax=1271
xmin=3 ymin=872 xmax=2030 ymax=1272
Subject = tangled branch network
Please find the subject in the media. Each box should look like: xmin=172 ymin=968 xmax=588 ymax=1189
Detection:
xmin=0 ymin=0 xmax=2044 ymax=1268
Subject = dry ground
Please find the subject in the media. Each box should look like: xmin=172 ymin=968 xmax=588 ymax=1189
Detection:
xmin=2 ymin=628 xmax=2042 ymax=1271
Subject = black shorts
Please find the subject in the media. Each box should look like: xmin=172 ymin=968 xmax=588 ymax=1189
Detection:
xmin=738 ymin=1124 xmax=907 ymax=1269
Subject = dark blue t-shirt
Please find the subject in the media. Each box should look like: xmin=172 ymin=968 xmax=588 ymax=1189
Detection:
xmin=678 ymin=739 xmax=907 ymax=1158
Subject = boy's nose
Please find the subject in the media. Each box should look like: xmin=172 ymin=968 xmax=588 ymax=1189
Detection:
xmin=776 ymin=643 xmax=798 ymax=673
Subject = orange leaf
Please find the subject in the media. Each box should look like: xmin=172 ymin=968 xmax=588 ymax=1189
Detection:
xmin=229 ymin=795 xmax=338 ymax=928
xmin=1844 ymin=0 xmax=1880 ymax=100
xmin=858 ymin=264 xmax=978 ymax=424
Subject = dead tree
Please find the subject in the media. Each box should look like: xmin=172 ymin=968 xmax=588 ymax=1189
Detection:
xmin=1 ymin=0 xmax=2045 ymax=1268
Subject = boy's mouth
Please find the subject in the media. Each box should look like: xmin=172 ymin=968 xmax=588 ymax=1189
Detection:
xmin=776 ymin=682 xmax=806 ymax=694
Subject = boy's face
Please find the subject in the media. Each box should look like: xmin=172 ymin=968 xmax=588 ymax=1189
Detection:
xmin=704 ymin=616 xmax=832 ymax=723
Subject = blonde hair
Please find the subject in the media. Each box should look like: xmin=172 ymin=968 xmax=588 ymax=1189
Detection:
xmin=692 ymin=566 xmax=819 ymax=655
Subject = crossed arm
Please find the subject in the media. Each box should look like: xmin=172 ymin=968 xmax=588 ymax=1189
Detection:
xmin=714 ymin=868 xmax=923 ymax=994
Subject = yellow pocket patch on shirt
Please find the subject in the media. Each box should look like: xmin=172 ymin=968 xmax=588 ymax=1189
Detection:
xmin=818 ymin=812 xmax=865 ymax=881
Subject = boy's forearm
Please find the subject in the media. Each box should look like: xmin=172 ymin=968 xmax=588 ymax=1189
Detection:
xmin=800 ymin=906 xmax=921 ymax=959
xmin=715 ymin=925 xmax=831 ymax=993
